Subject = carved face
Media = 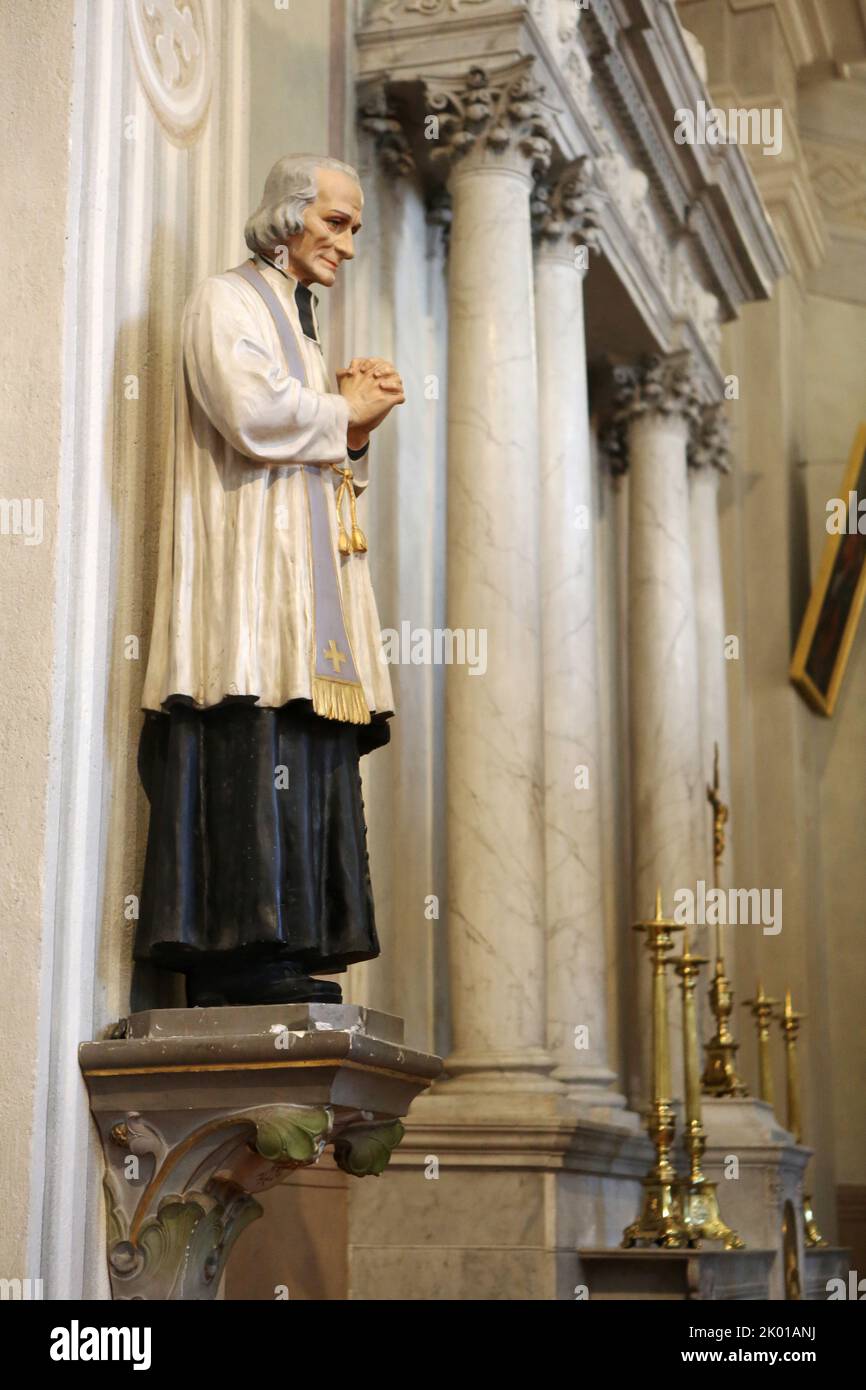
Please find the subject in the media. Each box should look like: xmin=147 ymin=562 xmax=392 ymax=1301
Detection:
xmin=289 ymin=167 xmax=363 ymax=288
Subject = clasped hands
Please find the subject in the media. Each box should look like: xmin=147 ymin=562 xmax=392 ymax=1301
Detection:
xmin=337 ymin=356 xmax=404 ymax=453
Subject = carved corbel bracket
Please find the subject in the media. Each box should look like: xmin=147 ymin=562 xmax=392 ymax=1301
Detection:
xmin=80 ymin=1004 xmax=440 ymax=1300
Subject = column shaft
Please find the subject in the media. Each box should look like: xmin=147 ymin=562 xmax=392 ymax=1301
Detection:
xmin=535 ymin=246 xmax=619 ymax=1101
xmin=619 ymin=364 xmax=705 ymax=1102
xmin=628 ymin=407 xmax=703 ymax=912
xmin=444 ymin=156 xmax=552 ymax=1089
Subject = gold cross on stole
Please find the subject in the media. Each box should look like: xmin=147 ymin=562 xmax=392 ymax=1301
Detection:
xmin=323 ymin=639 xmax=348 ymax=674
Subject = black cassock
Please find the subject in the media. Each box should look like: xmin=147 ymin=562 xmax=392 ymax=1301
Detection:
xmin=134 ymin=697 xmax=389 ymax=1004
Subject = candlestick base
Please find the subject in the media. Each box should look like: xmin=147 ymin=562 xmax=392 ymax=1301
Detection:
xmin=622 ymin=1100 xmax=690 ymax=1248
xmin=622 ymin=1175 xmax=691 ymax=1248
xmin=680 ymin=1178 xmax=745 ymax=1249
xmin=701 ymin=1037 xmax=748 ymax=1097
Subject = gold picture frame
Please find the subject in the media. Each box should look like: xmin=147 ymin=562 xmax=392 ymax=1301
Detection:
xmin=790 ymin=422 xmax=866 ymax=716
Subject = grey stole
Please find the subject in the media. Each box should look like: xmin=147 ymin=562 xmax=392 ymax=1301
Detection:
xmin=229 ymin=259 xmax=370 ymax=725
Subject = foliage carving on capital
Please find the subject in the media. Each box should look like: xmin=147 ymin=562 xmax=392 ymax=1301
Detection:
xmin=602 ymin=355 xmax=704 ymax=472
xmin=358 ymin=84 xmax=416 ymax=177
xmin=689 ymin=402 xmax=731 ymax=474
xmin=531 ymin=156 xmax=603 ymax=255
xmin=425 ymin=62 xmax=555 ymax=179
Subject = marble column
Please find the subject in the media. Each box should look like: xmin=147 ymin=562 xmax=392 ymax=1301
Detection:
xmin=435 ymin=63 xmax=556 ymax=1091
xmin=532 ymin=164 xmax=623 ymax=1107
xmin=607 ymin=356 xmax=706 ymax=1100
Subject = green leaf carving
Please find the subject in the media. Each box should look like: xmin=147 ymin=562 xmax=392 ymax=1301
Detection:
xmin=253 ymin=1107 xmax=332 ymax=1165
xmin=333 ymin=1119 xmax=405 ymax=1177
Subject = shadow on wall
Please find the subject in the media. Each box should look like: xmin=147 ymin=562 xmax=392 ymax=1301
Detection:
xmin=224 ymin=1158 xmax=349 ymax=1300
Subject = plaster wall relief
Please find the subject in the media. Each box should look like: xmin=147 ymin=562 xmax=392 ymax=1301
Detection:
xmin=365 ymin=0 xmax=497 ymax=25
xmin=126 ymin=0 xmax=213 ymax=142
xmin=803 ymin=136 xmax=866 ymax=237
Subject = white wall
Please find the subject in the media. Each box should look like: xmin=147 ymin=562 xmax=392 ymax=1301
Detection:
xmin=19 ymin=0 xmax=249 ymax=1298
xmin=0 ymin=0 xmax=76 ymax=1286
xmin=801 ymin=292 xmax=866 ymax=1189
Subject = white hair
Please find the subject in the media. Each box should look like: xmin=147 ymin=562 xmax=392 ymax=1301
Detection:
xmin=244 ymin=154 xmax=361 ymax=258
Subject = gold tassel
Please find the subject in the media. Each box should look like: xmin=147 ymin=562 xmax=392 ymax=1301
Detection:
xmin=312 ymin=675 xmax=371 ymax=725
xmin=347 ymin=473 xmax=367 ymax=552
xmin=333 ymin=467 xmax=367 ymax=554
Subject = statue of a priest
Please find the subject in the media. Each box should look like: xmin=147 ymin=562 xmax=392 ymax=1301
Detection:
xmin=134 ymin=154 xmax=402 ymax=1008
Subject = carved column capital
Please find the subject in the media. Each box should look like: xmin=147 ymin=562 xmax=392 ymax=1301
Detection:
xmin=358 ymin=81 xmax=416 ymax=177
xmin=426 ymin=60 xmax=555 ymax=181
xmin=602 ymin=353 xmax=704 ymax=473
xmin=358 ymin=58 xmax=557 ymax=186
xmin=531 ymin=156 xmax=603 ymax=265
xmin=688 ymin=402 xmax=731 ymax=474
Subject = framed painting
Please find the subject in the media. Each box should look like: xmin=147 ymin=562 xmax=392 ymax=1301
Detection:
xmin=791 ymin=422 xmax=866 ymax=716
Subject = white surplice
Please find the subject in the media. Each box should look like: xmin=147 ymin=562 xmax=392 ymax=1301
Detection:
xmin=141 ymin=259 xmax=394 ymax=718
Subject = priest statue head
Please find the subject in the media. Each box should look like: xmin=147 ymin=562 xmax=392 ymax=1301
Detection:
xmin=244 ymin=153 xmax=364 ymax=289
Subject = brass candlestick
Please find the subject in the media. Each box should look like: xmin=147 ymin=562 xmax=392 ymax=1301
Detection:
xmin=701 ymin=743 xmax=747 ymax=1097
xmin=623 ymin=889 xmax=690 ymax=1249
xmin=743 ymin=981 xmax=779 ymax=1105
xmin=672 ymin=925 xmax=744 ymax=1249
xmin=778 ymin=990 xmax=827 ymax=1248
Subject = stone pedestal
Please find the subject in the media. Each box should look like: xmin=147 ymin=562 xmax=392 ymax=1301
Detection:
xmin=579 ymin=1247 xmax=775 ymax=1300
xmin=79 ymin=1005 xmax=441 ymax=1300
xmin=701 ymin=1097 xmax=809 ymax=1300
xmin=348 ymin=1088 xmax=646 ymax=1300
xmin=803 ymin=1246 xmax=855 ymax=1301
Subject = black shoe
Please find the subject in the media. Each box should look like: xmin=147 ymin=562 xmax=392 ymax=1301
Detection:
xmin=186 ymin=958 xmax=343 ymax=1007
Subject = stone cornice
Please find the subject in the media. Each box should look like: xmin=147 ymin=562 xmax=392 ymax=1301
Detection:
xmin=695 ymin=75 xmax=828 ymax=284
xmin=599 ymin=0 xmax=788 ymax=303
xmin=356 ymin=0 xmax=785 ymax=365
